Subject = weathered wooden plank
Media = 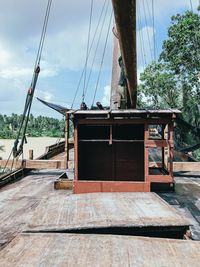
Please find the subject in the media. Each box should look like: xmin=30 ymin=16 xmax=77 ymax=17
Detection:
xmin=0 ymin=160 xmax=66 ymax=170
xmin=1 ymin=233 xmax=200 ymax=267
xmin=25 ymin=160 xmax=65 ymax=169
xmin=54 ymin=179 xmax=73 ymax=190
xmin=173 ymin=162 xmax=200 ymax=172
xmin=0 ymin=171 xmax=69 ymax=250
xmin=28 ymin=193 xmax=190 ymax=235
xmin=0 ymin=160 xmax=23 ymax=169
xmin=0 ymin=169 xmax=26 ymax=188
xmin=148 ymin=162 xmax=200 ymax=172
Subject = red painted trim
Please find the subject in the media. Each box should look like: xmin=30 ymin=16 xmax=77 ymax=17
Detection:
xmin=146 ymin=175 xmax=174 ymax=183
xmin=74 ymin=181 xmax=150 ymax=194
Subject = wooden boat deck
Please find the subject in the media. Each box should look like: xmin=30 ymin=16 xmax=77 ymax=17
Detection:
xmin=0 ymin=170 xmax=68 ymax=250
xmin=1 ymin=233 xmax=200 ymax=267
xmin=0 ymin=169 xmax=200 ymax=266
xmin=27 ymin=192 xmax=190 ymax=238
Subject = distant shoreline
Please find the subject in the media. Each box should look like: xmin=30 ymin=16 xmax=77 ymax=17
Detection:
xmin=0 ymin=137 xmax=64 ymax=160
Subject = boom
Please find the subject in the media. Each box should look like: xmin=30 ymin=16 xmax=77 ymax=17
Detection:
xmin=111 ymin=0 xmax=137 ymax=108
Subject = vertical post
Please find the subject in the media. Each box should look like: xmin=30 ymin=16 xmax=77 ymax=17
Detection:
xmin=161 ymin=125 xmax=165 ymax=170
xmin=65 ymin=113 xmax=70 ymax=169
xmin=169 ymin=120 xmax=174 ymax=178
xmin=144 ymin=120 xmax=149 ymax=181
xmin=29 ymin=149 xmax=33 ymax=160
xmin=74 ymin=117 xmax=78 ymax=181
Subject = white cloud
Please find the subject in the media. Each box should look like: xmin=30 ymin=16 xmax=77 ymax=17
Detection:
xmin=102 ymin=85 xmax=111 ymax=106
xmin=0 ymin=67 xmax=32 ymax=79
xmin=36 ymin=90 xmax=54 ymax=102
xmin=0 ymin=0 xmax=198 ymax=116
xmin=0 ymin=47 xmax=10 ymax=65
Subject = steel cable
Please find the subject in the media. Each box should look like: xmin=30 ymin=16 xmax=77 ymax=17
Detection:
xmin=71 ymin=0 xmax=108 ymax=109
xmin=91 ymin=11 xmax=113 ymax=107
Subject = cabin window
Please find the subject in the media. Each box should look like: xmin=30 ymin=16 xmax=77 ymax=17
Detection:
xmin=113 ymin=124 xmax=144 ymax=141
xmin=148 ymin=124 xmax=169 ymax=140
xmin=148 ymin=147 xmax=169 ymax=175
xmin=78 ymin=123 xmax=145 ymax=182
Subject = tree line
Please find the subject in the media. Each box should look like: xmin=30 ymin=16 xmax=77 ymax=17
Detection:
xmin=0 ymin=113 xmax=65 ymax=139
xmin=138 ymin=10 xmax=200 ymax=160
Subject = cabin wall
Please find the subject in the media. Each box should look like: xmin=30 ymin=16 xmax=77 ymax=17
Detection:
xmin=73 ymin=111 xmax=177 ymax=193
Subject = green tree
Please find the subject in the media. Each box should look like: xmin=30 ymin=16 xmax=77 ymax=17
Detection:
xmin=139 ymin=62 xmax=180 ymax=108
xmin=160 ymin=11 xmax=200 ymax=122
xmin=139 ymin=10 xmax=200 ymax=160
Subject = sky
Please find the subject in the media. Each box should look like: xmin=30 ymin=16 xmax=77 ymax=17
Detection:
xmin=0 ymin=0 xmax=199 ymax=119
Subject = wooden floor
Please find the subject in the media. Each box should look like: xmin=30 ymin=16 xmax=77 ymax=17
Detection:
xmin=160 ymin=171 xmax=200 ymax=240
xmin=0 ymin=169 xmax=200 ymax=266
xmin=1 ymin=233 xmax=200 ymax=267
xmin=27 ymin=192 xmax=189 ymax=234
xmin=0 ymin=170 xmax=69 ymax=250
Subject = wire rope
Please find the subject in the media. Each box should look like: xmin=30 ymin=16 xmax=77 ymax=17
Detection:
xmin=138 ymin=1 xmax=147 ymax=67
xmin=71 ymin=0 xmax=108 ymax=109
xmin=142 ymin=0 xmax=153 ymax=62
xmin=189 ymin=0 xmax=194 ymax=12
xmin=151 ymin=0 xmax=156 ymax=61
xmin=84 ymin=0 xmax=110 ymax=99
xmin=82 ymin=0 xmax=94 ymax=102
xmin=12 ymin=0 xmax=52 ymax=158
xmin=91 ymin=11 xmax=113 ymax=107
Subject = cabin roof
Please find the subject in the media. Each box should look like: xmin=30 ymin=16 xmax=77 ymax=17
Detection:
xmin=72 ymin=109 xmax=181 ymax=116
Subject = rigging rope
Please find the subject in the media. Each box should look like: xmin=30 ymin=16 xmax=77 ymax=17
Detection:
xmin=144 ymin=0 xmax=157 ymax=62
xmin=71 ymin=0 xmax=108 ymax=109
xmin=137 ymin=2 xmax=147 ymax=70
xmin=91 ymin=11 xmax=113 ymax=107
xmin=151 ymin=0 xmax=156 ymax=61
xmin=142 ymin=0 xmax=153 ymax=62
xmin=12 ymin=0 xmax=52 ymax=158
xmin=82 ymin=0 xmax=94 ymax=103
xmin=189 ymin=0 xmax=193 ymax=12
xmin=84 ymin=0 xmax=110 ymax=99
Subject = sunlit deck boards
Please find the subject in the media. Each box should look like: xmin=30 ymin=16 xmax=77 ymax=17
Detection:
xmin=1 ymin=233 xmax=200 ymax=267
xmin=28 ymin=192 xmax=190 ymax=238
xmin=0 ymin=170 xmax=68 ymax=250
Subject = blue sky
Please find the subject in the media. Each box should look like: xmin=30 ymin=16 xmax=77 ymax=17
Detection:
xmin=0 ymin=0 xmax=199 ymax=118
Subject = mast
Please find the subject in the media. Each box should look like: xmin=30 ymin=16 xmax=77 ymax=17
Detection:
xmin=111 ymin=0 xmax=137 ymax=109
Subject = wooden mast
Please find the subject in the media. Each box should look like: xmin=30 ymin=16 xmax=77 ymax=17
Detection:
xmin=111 ymin=0 xmax=137 ymax=109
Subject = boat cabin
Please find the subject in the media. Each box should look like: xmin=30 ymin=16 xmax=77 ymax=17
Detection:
xmin=72 ymin=109 xmax=180 ymax=194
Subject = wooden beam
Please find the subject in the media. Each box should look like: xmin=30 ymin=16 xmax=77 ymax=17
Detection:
xmin=54 ymin=179 xmax=73 ymax=190
xmin=0 ymin=160 xmax=66 ymax=170
xmin=150 ymin=162 xmax=200 ymax=172
xmin=173 ymin=162 xmax=200 ymax=172
xmin=112 ymin=0 xmax=137 ymax=108
xmin=0 ymin=160 xmax=23 ymax=169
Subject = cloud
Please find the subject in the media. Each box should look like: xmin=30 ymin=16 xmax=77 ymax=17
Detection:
xmin=0 ymin=67 xmax=32 ymax=79
xmin=36 ymin=90 xmax=54 ymax=102
xmin=0 ymin=0 xmax=198 ymax=117
xmin=0 ymin=46 xmax=10 ymax=65
xmin=102 ymin=85 xmax=111 ymax=106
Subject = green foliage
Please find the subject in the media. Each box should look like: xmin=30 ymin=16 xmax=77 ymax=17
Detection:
xmin=139 ymin=62 xmax=181 ymax=108
xmin=0 ymin=113 xmax=66 ymax=139
xmin=160 ymin=11 xmax=200 ymax=121
xmin=139 ymin=11 xmax=200 ymax=160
